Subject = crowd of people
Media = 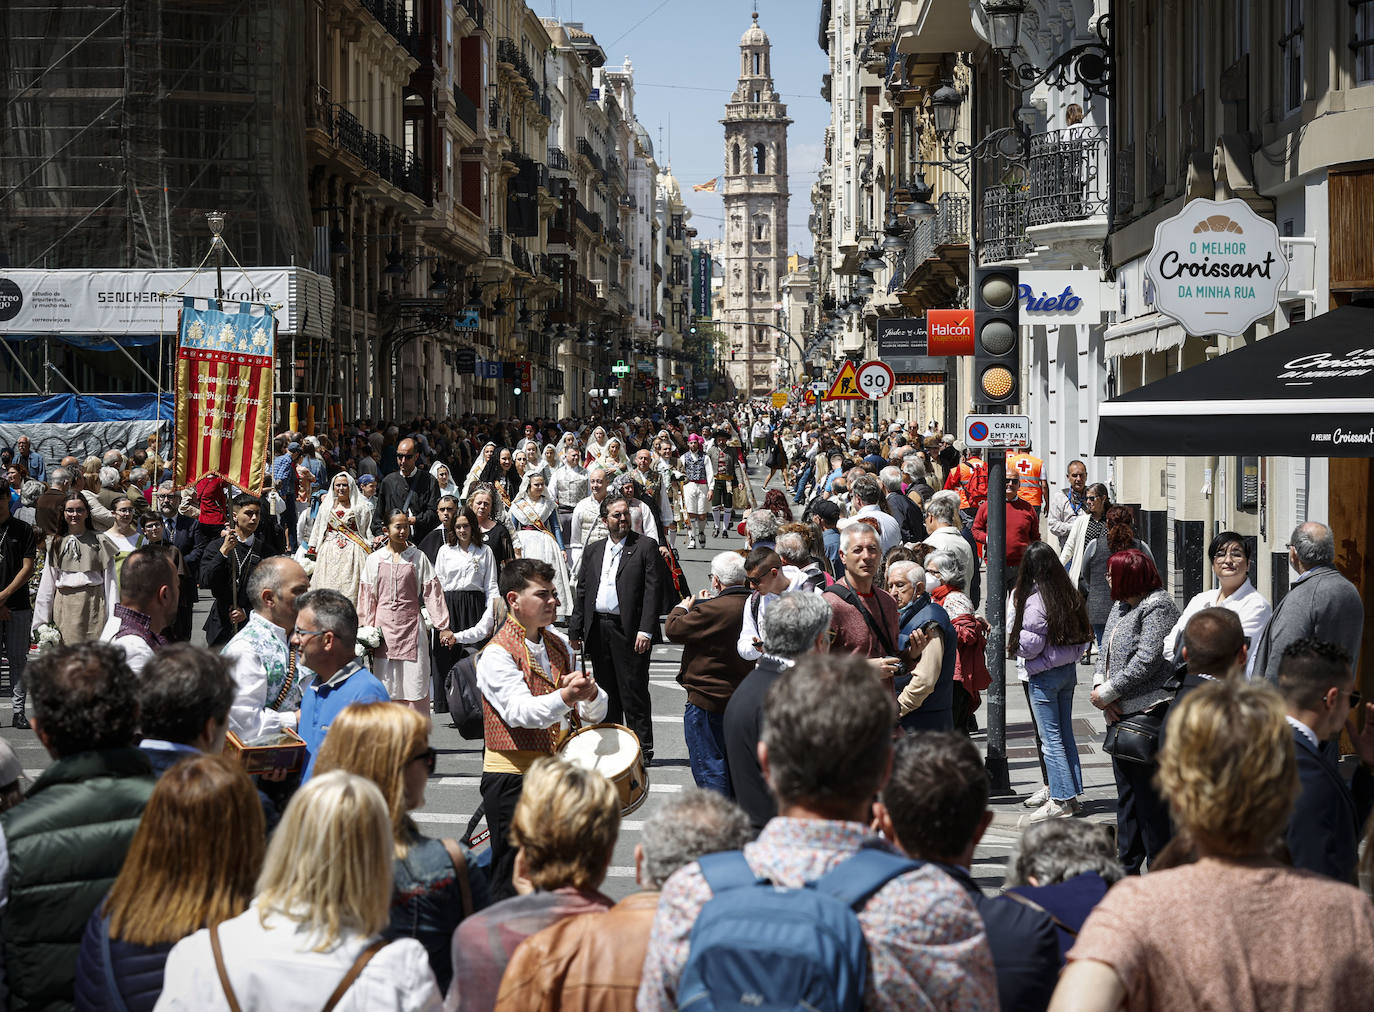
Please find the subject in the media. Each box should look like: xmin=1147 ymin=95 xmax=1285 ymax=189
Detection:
xmin=0 ymin=404 xmax=1370 ymax=1011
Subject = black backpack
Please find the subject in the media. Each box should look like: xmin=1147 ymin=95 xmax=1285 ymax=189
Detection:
xmin=444 ymin=652 xmax=484 ymax=739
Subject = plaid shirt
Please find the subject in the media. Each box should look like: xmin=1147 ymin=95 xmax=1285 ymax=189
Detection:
xmin=637 ymin=818 xmax=997 ymax=1011
xmin=271 ymin=452 xmax=296 ymax=499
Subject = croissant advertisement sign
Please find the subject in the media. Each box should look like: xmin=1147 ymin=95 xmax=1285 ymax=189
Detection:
xmin=1144 ymin=197 xmax=1288 ymax=338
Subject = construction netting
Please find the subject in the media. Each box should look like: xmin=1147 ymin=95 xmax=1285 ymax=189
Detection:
xmin=0 ymin=0 xmax=312 ymax=272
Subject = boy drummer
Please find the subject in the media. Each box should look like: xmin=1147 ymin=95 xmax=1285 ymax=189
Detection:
xmin=475 ymin=558 xmax=607 ymax=900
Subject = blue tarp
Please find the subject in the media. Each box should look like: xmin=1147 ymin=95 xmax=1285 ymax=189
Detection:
xmin=0 ymin=393 xmax=174 ymax=424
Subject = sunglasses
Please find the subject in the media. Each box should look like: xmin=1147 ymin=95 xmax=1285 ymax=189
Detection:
xmin=408 ymin=746 xmax=437 ymax=774
xmin=746 ymin=569 xmax=776 ymax=588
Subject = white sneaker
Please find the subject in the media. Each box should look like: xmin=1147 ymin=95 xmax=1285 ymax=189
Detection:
xmin=687 ymin=537 xmax=697 ymax=549
xmin=1019 ymin=798 xmax=1077 ymax=827
xmin=1022 ymin=786 xmax=1051 ymax=809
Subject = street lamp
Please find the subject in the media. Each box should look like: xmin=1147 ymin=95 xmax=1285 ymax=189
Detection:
xmin=931 ymin=81 xmax=962 ymax=144
xmin=982 ymin=0 xmax=1025 ymax=54
xmin=880 ymin=213 xmax=907 ymax=251
xmin=904 ymin=170 xmax=936 ymax=222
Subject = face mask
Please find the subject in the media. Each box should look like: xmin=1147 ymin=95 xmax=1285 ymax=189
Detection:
xmin=926 ymin=573 xmax=944 ymax=588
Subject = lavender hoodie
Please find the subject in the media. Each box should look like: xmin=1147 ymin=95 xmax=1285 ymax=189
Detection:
xmin=1017 ymin=589 xmax=1090 ymax=675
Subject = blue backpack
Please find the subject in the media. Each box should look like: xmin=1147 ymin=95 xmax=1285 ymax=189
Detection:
xmin=676 ymin=847 xmax=920 ymax=1012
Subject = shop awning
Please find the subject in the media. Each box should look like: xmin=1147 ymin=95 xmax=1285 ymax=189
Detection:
xmin=1096 ymin=303 xmax=1374 ymax=457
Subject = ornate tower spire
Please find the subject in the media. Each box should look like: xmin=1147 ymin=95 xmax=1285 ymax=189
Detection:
xmin=720 ymin=12 xmax=792 ymax=398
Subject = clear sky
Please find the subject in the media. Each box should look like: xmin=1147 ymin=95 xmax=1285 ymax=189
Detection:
xmin=527 ymin=0 xmax=830 ymax=257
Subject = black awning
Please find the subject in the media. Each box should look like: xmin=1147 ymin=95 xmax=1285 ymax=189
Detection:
xmin=1095 ymin=303 xmax=1374 ymax=457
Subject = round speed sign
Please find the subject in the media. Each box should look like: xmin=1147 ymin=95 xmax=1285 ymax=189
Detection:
xmin=855 ymin=360 xmax=896 ymax=400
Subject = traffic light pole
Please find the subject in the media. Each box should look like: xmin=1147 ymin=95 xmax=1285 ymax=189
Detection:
xmin=984 ymin=447 xmax=1011 ymax=795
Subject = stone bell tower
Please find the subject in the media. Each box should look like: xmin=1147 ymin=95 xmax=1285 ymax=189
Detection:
xmin=721 ymin=12 xmax=791 ymax=398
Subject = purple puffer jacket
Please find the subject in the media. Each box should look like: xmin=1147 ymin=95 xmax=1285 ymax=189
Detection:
xmin=1017 ymin=589 xmax=1090 ymax=675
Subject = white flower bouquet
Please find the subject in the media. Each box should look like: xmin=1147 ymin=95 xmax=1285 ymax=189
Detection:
xmin=355 ymin=625 xmax=383 ymax=660
xmin=30 ymin=623 xmax=62 ymax=655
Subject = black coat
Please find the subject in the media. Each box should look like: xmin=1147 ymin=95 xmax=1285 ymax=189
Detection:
xmin=371 ymin=467 xmax=441 ymax=540
xmin=934 ymin=863 xmax=1060 ymax=1012
xmin=199 ymin=537 xmax=267 ymax=648
xmin=1287 ymin=727 xmax=1374 ymax=883
xmin=723 ymin=655 xmax=791 ymax=831
xmin=569 ymin=531 xmax=661 ymax=644
xmin=887 ymin=491 xmax=925 ymax=543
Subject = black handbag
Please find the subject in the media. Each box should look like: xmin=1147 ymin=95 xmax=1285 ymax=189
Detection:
xmin=444 ymin=652 xmax=484 ymax=740
xmin=1098 ymin=620 xmax=1186 ymax=766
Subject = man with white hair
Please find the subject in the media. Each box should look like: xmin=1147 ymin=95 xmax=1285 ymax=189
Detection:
xmin=880 ymin=466 xmax=924 ymax=544
xmin=887 ymin=560 xmax=956 ymax=733
xmin=568 ymin=466 xmax=609 ymax=580
xmin=664 ymin=551 xmax=754 ymax=795
xmin=742 ymin=507 xmax=779 ymax=550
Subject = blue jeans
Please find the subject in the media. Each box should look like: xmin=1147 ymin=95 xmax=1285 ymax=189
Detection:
xmin=683 ymin=703 xmax=731 ymax=797
xmin=1092 ymin=623 xmax=1106 ymax=646
xmin=1027 ymin=662 xmax=1083 ymax=802
xmin=792 ymin=463 xmax=814 ymax=503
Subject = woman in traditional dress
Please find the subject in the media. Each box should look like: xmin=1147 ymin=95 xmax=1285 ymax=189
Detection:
xmin=430 ymin=502 xmax=500 ymax=696
xmin=477 ymin=447 xmax=519 ymax=509
xmin=505 ymin=474 xmax=571 ymax=619
xmin=306 ymin=471 xmax=373 ymax=601
xmin=32 ymin=494 xmax=116 ymax=645
xmin=468 ymin=483 xmax=515 ymax=569
xmin=518 ymin=440 xmax=549 ymax=488
xmin=102 ymin=496 xmax=147 ymax=591
xmin=594 ymin=437 xmax=630 ymax=486
xmin=357 ymin=510 xmax=455 ymax=714
xmin=431 ymin=461 xmax=460 ymax=501
xmin=583 ymin=426 xmax=608 ymax=467
xmin=460 ymin=442 xmax=496 ymax=501
xmin=540 ymin=443 xmax=560 ymax=478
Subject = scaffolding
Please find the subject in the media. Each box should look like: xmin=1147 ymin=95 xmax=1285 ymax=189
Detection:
xmin=1 ymin=0 xmax=312 ymax=272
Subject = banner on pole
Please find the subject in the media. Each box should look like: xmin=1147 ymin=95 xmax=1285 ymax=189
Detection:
xmin=174 ymin=298 xmax=275 ymax=494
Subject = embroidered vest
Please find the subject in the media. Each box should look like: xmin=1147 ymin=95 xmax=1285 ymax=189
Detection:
xmin=715 ymin=448 xmax=735 ymax=480
xmin=481 ymin=617 xmax=572 ymax=764
xmin=683 ymin=452 xmax=707 ymax=483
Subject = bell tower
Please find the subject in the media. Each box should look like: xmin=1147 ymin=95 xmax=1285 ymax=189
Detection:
xmin=721 ymin=12 xmax=791 ymax=398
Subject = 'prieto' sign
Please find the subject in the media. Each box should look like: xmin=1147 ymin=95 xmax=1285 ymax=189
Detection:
xmin=1144 ymin=197 xmax=1288 ymax=338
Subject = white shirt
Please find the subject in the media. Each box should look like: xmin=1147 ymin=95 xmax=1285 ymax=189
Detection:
xmin=1286 ymin=714 xmax=1319 ymax=751
xmin=852 ymin=504 xmax=902 ymax=554
xmin=99 ymin=612 xmax=155 ymax=676
xmin=221 ymin=613 xmax=301 ymax=739
xmin=433 ymin=542 xmax=498 ymax=643
xmin=736 ymin=566 xmax=812 ymax=662
xmin=550 ymin=463 xmax=590 ymax=508
xmin=595 ymin=537 xmax=625 ymax=614
xmin=475 ymin=625 xmax=607 ymax=731
xmin=154 ymin=902 xmax=441 ymax=1011
xmin=1162 ymin=578 xmax=1273 ymax=679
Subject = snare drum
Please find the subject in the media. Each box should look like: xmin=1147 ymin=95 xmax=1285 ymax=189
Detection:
xmin=557 ymin=723 xmax=649 ymax=814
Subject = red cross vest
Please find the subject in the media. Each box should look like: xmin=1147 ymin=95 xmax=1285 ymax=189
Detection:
xmin=1006 ymin=452 xmax=1045 ymax=508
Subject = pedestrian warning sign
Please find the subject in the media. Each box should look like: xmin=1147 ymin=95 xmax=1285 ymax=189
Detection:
xmin=825 ymin=360 xmax=864 ymax=401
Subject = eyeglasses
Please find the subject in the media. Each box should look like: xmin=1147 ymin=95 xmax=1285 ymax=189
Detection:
xmin=291 ymin=626 xmax=327 ymax=640
xmin=1085 ymin=495 xmax=1100 ymax=501
xmin=746 ymin=569 xmax=776 ymax=588
xmin=1350 ymin=691 xmax=1363 ymax=709
xmin=407 ymin=746 xmax=437 ymax=774
xmin=1212 ymin=549 xmax=1247 ymax=561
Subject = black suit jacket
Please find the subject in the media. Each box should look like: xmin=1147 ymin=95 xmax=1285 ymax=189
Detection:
xmin=570 ymin=531 xmax=660 ymax=643
xmin=934 ymin=863 xmax=1060 ymax=1012
xmin=371 ymin=468 xmax=441 ymax=540
xmin=1287 ymin=727 xmax=1374 ymax=883
xmin=887 ymin=491 xmax=924 ymax=543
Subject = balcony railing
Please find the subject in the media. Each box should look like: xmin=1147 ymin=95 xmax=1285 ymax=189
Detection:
xmin=488 ymin=228 xmax=505 ymax=258
xmin=575 ymin=138 xmax=603 ymax=175
xmin=456 ymin=0 xmax=484 ymax=29
xmin=360 ymin=0 xmax=419 ymax=56
xmin=573 ymin=200 xmax=602 ymax=235
xmin=981 ymin=187 xmax=1033 ymax=263
xmin=548 ymin=146 xmax=570 ymax=171
xmin=452 ymin=85 xmax=478 ymax=132
xmin=1116 ymin=141 xmax=1136 ymax=213
xmin=1025 ymin=126 xmax=1109 ymax=226
xmin=510 ymin=238 xmax=532 ymax=274
xmin=310 ymin=84 xmax=426 ymax=199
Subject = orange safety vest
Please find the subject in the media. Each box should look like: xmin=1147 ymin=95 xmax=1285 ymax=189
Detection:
xmin=1006 ymin=452 xmax=1045 ymax=507
xmin=947 ymin=458 xmax=988 ymax=510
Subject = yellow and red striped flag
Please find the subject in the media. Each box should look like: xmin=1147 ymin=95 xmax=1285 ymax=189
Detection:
xmin=692 ymin=177 xmax=718 ymax=192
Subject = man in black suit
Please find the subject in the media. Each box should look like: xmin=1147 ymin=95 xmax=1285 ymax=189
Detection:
xmin=1279 ymin=637 xmax=1374 ymax=882
xmin=141 ymin=486 xmax=200 ymax=641
xmin=876 ymin=731 xmax=1060 ymax=1011
xmin=199 ymin=494 xmax=268 ymax=647
xmin=569 ymin=494 xmax=661 ymax=761
xmin=370 ymin=437 xmax=440 ymax=542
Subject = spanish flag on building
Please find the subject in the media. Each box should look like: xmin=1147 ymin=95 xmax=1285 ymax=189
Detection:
xmin=692 ymin=177 xmax=718 ymax=192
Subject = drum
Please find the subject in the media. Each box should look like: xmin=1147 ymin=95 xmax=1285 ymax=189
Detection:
xmin=557 ymin=723 xmax=649 ymax=815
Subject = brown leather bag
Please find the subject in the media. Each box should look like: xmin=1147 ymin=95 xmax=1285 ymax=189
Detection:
xmin=209 ymin=924 xmax=389 ymax=1012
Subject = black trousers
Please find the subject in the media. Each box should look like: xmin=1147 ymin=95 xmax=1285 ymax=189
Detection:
xmin=588 ymin=612 xmax=654 ymax=755
xmin=480 ymin=771 xmax=524 ymax=902
xmin=1113 ymin=756 xmax=1172 ymax=874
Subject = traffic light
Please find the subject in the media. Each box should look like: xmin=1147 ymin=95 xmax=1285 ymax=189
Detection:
xmin=972 ymin=265 xmax=1019 ymax=408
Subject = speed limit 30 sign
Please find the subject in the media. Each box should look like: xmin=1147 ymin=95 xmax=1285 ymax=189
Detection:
xmin=856 ymin=360 xmax=895 ymax=400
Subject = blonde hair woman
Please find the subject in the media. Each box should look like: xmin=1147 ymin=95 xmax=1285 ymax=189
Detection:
xmin=76 ymin=756 xmax=264 ymax=1009
xmin=444 ymin=757 xmax=620 ymax=1012
xmin=1053 ymin=680 xmax=1374 ymax=1011
xmin=314 ymin=702 xmax=487 ymax=993
xmin=155 ymin=770 xmax=440 ymax=1009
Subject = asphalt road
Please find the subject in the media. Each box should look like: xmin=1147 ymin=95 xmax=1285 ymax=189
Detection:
xmin=0 ymin=463 xmax=1117 ymax=899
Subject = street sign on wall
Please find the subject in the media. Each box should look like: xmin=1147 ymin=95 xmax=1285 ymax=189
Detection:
xmin=965 ymin=413 xmax=1031 ymax=449
xmin=691 ymin=249 xmax=713 ymax=318
xmin=826 ymin=360 xmax=864 ymax=400
xmin=856 ymin=360 xmax=895 ymax=400
xmin=927 ymin=308 xmax=976 ymax=355
xmin=876 ymin=317 xmax=928 ymax=356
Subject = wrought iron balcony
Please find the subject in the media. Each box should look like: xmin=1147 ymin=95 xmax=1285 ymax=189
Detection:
xmin=548 ymin=147 xmax=570 ymax=171
xmin=452 ymin=85 xmax=478 ymax=132
xmin=360 ymin=0 xmax=419 ymax=57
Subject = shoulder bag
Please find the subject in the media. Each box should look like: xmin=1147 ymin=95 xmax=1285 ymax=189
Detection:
xmin=210 ymin=924 xmax=388 ymax=1012
xmin=824 ymin=581 xmax=898 ymax=657
xmin=1099 ymin=617 xmax=1185 ymax=766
